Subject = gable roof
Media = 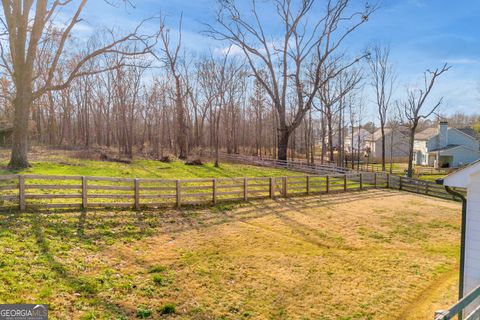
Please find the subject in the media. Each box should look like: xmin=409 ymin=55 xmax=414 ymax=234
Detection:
xmin=455 ymin=127 xmax=479 ymax=140
xmin=441 ymin=159 xmax=480 ymax=188
xmin=415 ymin=127 xmax=438 ymax=140
xmin=367 ymin=127 xmax=409 ymax=141
xmin=415 ymin=126 xmax=479 ymax=142
xmin=345 ymin=128 xmax=372 ymax=140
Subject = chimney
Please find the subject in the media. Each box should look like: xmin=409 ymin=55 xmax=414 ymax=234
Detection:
xmin=439 ymin=121 xmax=448 ymax=148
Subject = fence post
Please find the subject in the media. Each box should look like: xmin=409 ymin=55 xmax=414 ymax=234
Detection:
xmin=134 ymin=178 xmax=140 ymax=210
xmin=244 ymin=177 xmax=248 ymax=201
xmin=344 ymin=174 xmax=347 ymax=192
xmin=359 ymin=173 xmax=363 ymax=190
xmin=386 ymin=173 xmax=390 ymax=189
xmin=176 ymin=180 xmax=181 ymax=208
xmin=81 ymin=176 xmax=88 ymax=209
xmin=326 ymin=175 xmax=330 ymax=193
xmin=306 ymin=176 xmax=310 ymax=195
xmin=399 ymin=176 xmax=403 ymax=190
xmin=282 ymin=176 xmax=288 ymax=198
xmin=374 ymin=173 xmax=377 ymax=188
xmin=19 ymin=175 xmax=25 ymax=212
xmin=212 ymin=179 xmax=217 ymax=204
xmin=269 ymin=177 xmax=274 ymax=198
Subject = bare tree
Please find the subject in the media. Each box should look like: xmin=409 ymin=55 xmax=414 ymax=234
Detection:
xmin=368 ymin=45 xmax=395 ymax=171
xmin=0 ymin=0 xmax=156 ymax=168
xmin=205 ymin=0 xmax=373 ymax=161
xmin=154 ymin=15 xmax=189 ymax=159
xmin=315 ymin=61 xmax=362 ymax=163
xmin=211 ymin=50 xmax=245 ymax=167
xmin=387 ymin=105 xmax=404 ymax=174
xmin=400 ymin=63 xmax=450 ymax=177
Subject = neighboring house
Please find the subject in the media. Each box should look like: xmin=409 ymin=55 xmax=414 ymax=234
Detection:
xmin=413 ymin=121 xmax=480 ymax=168
xmin=365 ymin=127 xmax=410 ymax=161
xmin=344 ymin=128 xmax=372 ymax=155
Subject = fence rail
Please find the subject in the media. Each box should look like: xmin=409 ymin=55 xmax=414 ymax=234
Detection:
xmin=214 ymin=153 xmax=351 ymax=175
xmin=0 ymin=171 xmax=465 ymax=212
xmin=214 ymin=153 xmax=454 ymax=177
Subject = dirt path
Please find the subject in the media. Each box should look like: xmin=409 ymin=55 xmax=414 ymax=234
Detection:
xmin=399 ymin=267 xmax=459 ymax=320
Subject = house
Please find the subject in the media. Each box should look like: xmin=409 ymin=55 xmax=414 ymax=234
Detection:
xmin=440 ymin=160 xmax=480 ymax=315
xmin=414 ymin=121 xmax=480 ymax=168
xmin=343 ymin=128 xmax=371 ymax=155
xmin=365 ymin=127 xmax=410 ymax=161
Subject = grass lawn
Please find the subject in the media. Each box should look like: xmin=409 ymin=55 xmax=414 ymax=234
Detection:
xmin=417 ymin=174 xmax=446 ymax=182
xmin=0 ymin=189 xmax=461 ymax=319
xmin=0 ymin=149 xmax=298 ymax=179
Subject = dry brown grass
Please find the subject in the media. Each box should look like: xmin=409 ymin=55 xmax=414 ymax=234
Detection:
xmin=0 ymin=189 xmax=461 ymax=319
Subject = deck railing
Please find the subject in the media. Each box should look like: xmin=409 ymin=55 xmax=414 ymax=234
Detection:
xmin=435 ymin=285 xmax=480 ymax=320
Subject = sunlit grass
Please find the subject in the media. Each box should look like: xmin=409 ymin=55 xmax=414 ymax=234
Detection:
xmin=0 ymin=190 xmax=461 ymax=319
xmin=0 ymin=157 xmax=299 ymax=179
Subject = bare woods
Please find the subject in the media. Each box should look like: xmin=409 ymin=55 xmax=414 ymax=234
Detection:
xmin=0 ymin=0 xmax=451 ymax=172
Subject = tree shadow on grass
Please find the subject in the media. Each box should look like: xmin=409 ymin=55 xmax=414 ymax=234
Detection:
xmin=0 ymin=189 xmax=403 ymax=318
xmin=28 ymin=189 xmax=399 ymax=247
xmin=30 ymin=214 xmax=133 ymax=318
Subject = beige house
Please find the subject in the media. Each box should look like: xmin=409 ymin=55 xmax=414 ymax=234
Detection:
xmin=365 ymin=127 xmax=410 ymax=162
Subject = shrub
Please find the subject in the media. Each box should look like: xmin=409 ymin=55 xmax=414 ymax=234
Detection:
xmin=136 ymin=306 xmax=152 ymax=318
xmin=152 ymin=274 xmax=165 ymax=286
xmin=148 ymin=265 xmax=167 ymax=273
xmin=71 ymin=277 xmax=98 ymax=295
xmin=159 ymin=303 xmax=176 ymax=315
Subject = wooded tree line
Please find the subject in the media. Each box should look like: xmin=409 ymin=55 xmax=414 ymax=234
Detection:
xmin=0 ymin=0 xmax=473 ymax=176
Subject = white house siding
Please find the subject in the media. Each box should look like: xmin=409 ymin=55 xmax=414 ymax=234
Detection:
xmin=464 ymin=171 xmax=480 ymax=314
xmin=413 ymin=140 xmax=428 ymax=165
xmin=344 ymin=129 xmax=371 ymax=153
xmin=443 ymin=162 xmax=480 ymax=316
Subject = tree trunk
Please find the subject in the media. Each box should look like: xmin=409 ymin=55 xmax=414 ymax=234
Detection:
xmin=381 ymin=126 xmax=386 ymax=171
xmin=407 ymin=125 xmax=417 ymax=178
xmin=389 ymin=131 xmax=394 ymax=174
xmin=175 ymin=76 xmax=188 ymax=160
xmin=277 ymin=128 xmax=289 ymax=162
xmin=9 ymin=90 xmax=31 ymax=169
xmin=327 ymin=116 xmax=334 ymax=163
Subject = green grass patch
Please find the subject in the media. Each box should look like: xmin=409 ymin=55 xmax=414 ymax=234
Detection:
xmin=0 ymin=157 xmax=298 ymax=180
xmin=136 ymin=306 xmax=152 ymax=318
xmin=148 ymin=265 xmax=167 ymax=273
xmin=159 ymin=303 xmax=176 ymax=315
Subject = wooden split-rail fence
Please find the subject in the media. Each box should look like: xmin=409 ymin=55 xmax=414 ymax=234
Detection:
xmin=213 ymin=152 xmax=350 ymax=175
xmin=0 ymin=172 xmax=465 ymax=212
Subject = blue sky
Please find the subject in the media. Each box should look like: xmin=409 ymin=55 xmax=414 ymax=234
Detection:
xmin=72 ymin=0 xmax=480 ymax=120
